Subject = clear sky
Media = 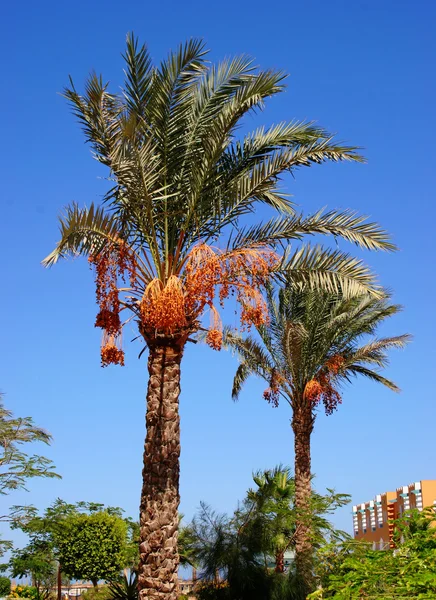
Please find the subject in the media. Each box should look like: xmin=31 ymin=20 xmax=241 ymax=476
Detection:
xmin=1 ymin=0 xmax=436 ymax=551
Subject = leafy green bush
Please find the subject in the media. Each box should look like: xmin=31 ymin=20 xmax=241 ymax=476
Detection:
xmin=81 ymin=587 xmax=112 ymax=600
xmin=312 ymin=508 xmax=436 ymax=599
xmin=0 ymin=577 xmax=10 ymax=597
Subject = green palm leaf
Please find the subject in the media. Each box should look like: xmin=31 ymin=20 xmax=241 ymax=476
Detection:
xmin=277 ymin=244 xmax=383 ymax=298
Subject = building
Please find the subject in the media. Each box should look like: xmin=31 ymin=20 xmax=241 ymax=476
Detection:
xmin=352 ymin=479 xmax=436 ymax=550
xmin=179 ymin=579 xmax=196 ymax=596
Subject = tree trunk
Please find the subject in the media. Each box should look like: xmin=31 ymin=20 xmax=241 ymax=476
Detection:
xmin=292 ymin=403 xmax=315 ymax=597
xmin=275 ymin=550 xmax=285 ymax=573
xmin=57 ymin=564 xmax=62 ymax=600
xmin=138 ymin=343 xmax=184 ymax=600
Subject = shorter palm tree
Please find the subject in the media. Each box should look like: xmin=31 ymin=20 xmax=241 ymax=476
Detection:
xmin=243 ymin=466 xmax=349 ymax=574
xmin=224 ymin=286 xmax=410 ymax=596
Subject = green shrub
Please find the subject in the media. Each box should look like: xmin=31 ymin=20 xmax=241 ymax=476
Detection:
xmin=81 ymin=587 xmax=111 ymax=600
xmin=9 ymin=585 xmax=38 ymax=600
xmin=0 ymin=577 xmax=10 ymax=597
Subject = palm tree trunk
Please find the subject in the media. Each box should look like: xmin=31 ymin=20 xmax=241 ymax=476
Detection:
xmin=275 ymin=550 xmax=285 ymax=573
xmin=138 ymin=343 xmax=184 ymax=600
xmin=292 ymin=403 xmax=314 ymax=596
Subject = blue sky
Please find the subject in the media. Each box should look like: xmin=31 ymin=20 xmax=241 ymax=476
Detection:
xmin=1 ymin=0 xmax=436 ymax=553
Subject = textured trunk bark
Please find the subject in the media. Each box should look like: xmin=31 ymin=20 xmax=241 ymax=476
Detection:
xmin=138 ymin=343 xmax=184 ymax=600
xmin=275 ymin=550 xmax=285 ymax=573
xmin=292 ymin=403 xmax=314 ymax=597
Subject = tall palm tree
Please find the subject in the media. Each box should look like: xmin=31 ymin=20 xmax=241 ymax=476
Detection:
xmin=224 ymin=287 xmax=409 ymax=596
xmin=42 ymin=35 xmax=394 ymax=600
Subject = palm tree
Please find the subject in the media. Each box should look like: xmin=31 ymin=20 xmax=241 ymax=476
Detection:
xmin=224 ymin=287 xmax=409 ymax=596
xmin=42 ymin=35 xmax=394 ymax=600
xmin=242 ymin=466 xmax=349 ymax=575
xmin=248 ymin=466 xmax=296 ymax=574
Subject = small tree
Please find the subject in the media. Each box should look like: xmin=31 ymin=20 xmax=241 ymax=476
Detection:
xmin=57 ymin=512 xmax=128 ymax=587
xmin=11 ymin=500 xmax=130 ymax=594
xmin=10 ymin=542 xmax=57 ymax=600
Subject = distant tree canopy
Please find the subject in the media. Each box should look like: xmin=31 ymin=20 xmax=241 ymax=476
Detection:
xmin=0 ymin=396 xmax=60 ymax=496
xmin=0 ymin=394 xmax=60 ymax=558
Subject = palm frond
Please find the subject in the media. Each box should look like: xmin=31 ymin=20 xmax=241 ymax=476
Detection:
xmin=222 ymin=327 xmax=276 ymax=399
xmin=344 ymin=365 xmax=401 ymax=392
xmin=228 ymin=209 xmax=394 ymax=252
xmin=42 ymin=204 xmax=122 ymax=267
xmin=232 ymin=363 xmax=252 ymax=401
xmin=122 ymin=32 xmax=154 ymax=118
xmin=63 ymin=75 xmax=123 ymax=167
xmin=277 ymin=244 xmax=383 ymax=298
xmin=345 ymin=335 xmax=411 ymax=367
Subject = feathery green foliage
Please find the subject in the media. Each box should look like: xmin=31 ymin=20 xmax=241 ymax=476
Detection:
xmin=43 ymin=34 xmax=393 ymax=305
xmin=224 ymin=287 xmax=409 ymax=410
xmin=0 ymin=396 xmax=60 ymax=496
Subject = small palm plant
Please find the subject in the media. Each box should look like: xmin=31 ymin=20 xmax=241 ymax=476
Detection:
xmin=43 ymin=35 xmax=394 ymax=600
xmin=224 ymin=286 xmax=409 ymax=595
xmin=242 ymin=466 xmax=349 ymax=576
xmin=108 ymin=572 xmax=138 ymax=600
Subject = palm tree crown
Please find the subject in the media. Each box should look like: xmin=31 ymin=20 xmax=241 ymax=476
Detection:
xmin=227 ymin=287 xmax=410 ymax=415
xmin=43 ymin=35 xmax=393 ymax=364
